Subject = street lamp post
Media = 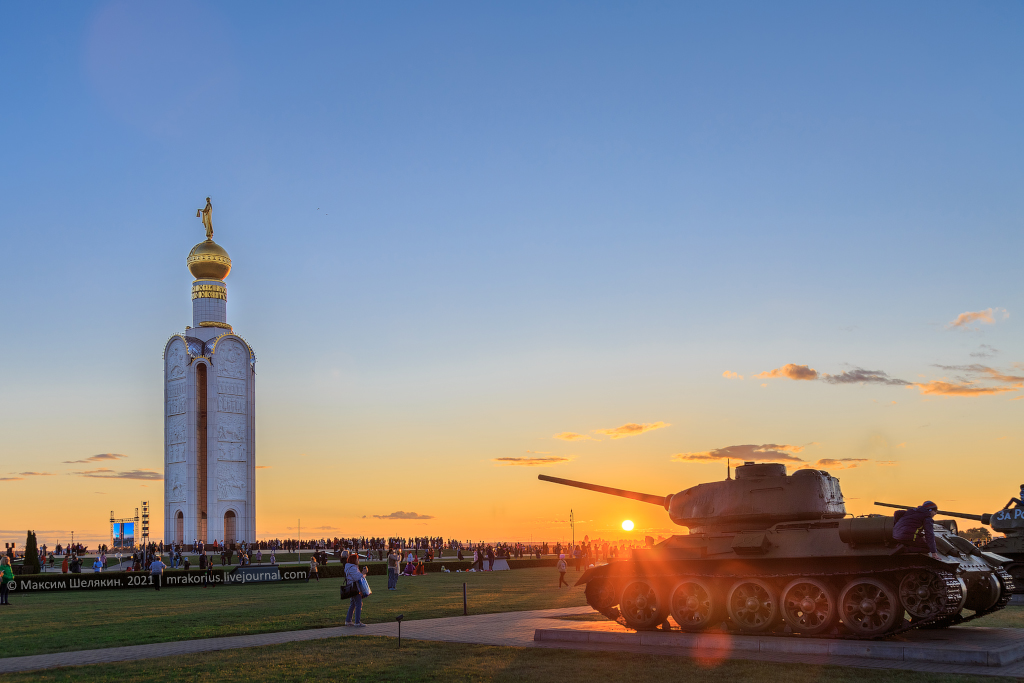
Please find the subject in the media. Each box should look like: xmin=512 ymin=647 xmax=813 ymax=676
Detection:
xmin=569 ymin=510 xmax=574 ymax=551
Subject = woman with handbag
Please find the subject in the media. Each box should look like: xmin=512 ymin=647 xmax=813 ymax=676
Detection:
xmin=344 ymin=554 xmax=368 ymax=627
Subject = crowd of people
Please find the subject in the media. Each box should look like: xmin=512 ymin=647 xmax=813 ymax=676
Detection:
xmin=6 ymin=534 xmax=653 ymax=578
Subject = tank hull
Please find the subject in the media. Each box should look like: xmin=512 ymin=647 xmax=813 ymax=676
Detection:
xmin=982 ymin=537 xmax=1024 ymax=592
xmin=578 ymin=523 xmax=1014 ymax=637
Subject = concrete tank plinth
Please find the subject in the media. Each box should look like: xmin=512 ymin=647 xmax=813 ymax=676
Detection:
xmin=534 ymin=617 xmax=1024 ymax=675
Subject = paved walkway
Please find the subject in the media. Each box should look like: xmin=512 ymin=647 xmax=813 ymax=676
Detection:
xmin=2 ymin=607 xmax=1023 ymax=678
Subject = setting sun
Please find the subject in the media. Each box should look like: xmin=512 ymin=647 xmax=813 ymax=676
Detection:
xmin=621 ymin=520 xmax=634 ymax=531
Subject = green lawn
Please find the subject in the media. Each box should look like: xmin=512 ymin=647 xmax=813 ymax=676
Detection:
xmin=0 ymin=567 xmax=587 ymax=658
xmin=961 ymin=605 xmax=1024 ymax=629
xmin=3 ymin=636 xmax=1015 ymax=683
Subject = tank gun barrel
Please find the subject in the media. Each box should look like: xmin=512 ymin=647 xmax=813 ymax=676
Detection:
xmin=874 ymin=502 xmax=990 ymax=525
xmin=538 ymin=475 xmax=667 ymax=507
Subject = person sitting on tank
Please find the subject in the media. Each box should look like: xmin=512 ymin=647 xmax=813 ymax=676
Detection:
xmin=1001 ymin=484 xmax=1024 ymax=510
xmin=892 ymin=500 xmax=941 ymax=560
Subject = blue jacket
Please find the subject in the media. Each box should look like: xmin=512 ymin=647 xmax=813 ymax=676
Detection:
xmin=892 ymin=506 xmax=937 ymax=553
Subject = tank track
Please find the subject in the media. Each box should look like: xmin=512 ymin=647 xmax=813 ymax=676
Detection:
xmin=923 ymin=567 xmax=1017 ymax=630
xmin=595 ymin=564 xmax=1014 ymax=641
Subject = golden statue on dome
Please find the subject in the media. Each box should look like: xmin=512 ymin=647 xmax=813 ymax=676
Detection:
xmin=187 ymin=196 xmax=231 ymax=281
xmin=197 ymin=197 xmax=213 ymax=240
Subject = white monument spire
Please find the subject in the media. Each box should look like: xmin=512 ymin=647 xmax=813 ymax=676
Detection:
xmin=164 ymin=202 xmax=256 ymax=547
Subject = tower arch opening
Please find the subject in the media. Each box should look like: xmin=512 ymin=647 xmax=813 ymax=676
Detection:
xmin=224 ymin=510 xmax=237 ymax=545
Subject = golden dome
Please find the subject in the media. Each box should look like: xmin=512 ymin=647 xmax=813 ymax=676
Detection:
xmin=187 ymin=239 xmax=232 ymax=280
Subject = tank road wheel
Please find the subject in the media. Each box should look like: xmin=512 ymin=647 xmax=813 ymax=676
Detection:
xmin=839 ymin=578 xmax=903 ymax=636
xmin=585 ymin=579 xmax=619 ymax=616
xmin=898 ymin=571 xmax=960 ymax=620
xmin=726 ymin=579 xmax=778 ymax=633
xmin=669 ymin=579 xmax=717 ymax=632
xmin=781 ymin=578 xmax=837 ymax=636
xmin=619 ymin=579 xmax=666 ymax=630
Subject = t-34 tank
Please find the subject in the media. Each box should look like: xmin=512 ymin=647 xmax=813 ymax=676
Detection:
xmin=877 ymin=486 xmax=1024 ymax=592
xmin=539 ymin=462 xmax=1014 ymax=637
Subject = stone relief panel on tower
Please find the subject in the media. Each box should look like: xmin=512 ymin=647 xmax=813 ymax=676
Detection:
xmin=217 ymin=413 xmax=246 ymax=443
xmin=167 ymin=340 xmax=187 ymax=380
xmin=217 ymin=462 xmax=247 ymax=500
xmin=166 ymin=414 xmax=187 ymax=463
xmin=166 ymin=339 xmax=188 ymax=417
xmin=167 ymin=463 xmax=187 ymax=502
xmin=216 ymin=339 xmax=247 ymax=379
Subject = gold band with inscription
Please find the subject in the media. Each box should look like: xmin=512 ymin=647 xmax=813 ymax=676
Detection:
xmin=199 ymin=321 xmax=233 ymax=329
xmin=192 ymin=284 xmax=227 ymax=300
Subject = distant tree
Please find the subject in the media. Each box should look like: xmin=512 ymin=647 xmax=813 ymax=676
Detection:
xmin=24 ymin=530 xmax=40 ymax=574
xmin=960 ymin=527 xmax=991 ymax=543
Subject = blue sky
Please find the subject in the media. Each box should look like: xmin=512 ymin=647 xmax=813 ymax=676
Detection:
xmin=1 ymin=2 xmax=1021 ymax=544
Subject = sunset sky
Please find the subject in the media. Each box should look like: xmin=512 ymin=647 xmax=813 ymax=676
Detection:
xmin=1 ymin=2 xmax=1022 ymax=547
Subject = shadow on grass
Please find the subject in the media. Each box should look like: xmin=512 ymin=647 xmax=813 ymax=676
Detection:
xmin=5 ymin=636 xmax=1016 ymax=683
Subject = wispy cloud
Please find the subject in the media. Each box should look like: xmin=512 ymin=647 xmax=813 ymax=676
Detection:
xmin=14 ymin=472 xmax=55 ymax=477
xmin=594 ymin=422 xmax=670 ymax=439
xmin=63 ymin=453 xmax=128 ymax=464
xmin=876 ymin=461 xmax=898 ymax=466
xmin=373 ymin=511 xmax=434 ymax=520
xmin=912 ymin=381 xmax=1021 ymax=397
xmin=70 ymin=468 xmax=163 ymax=480
xmin=553 ymin=432 xmax=594 ymax=441
xmin=907 ymin=364 xmax=1024 ymax=397
xmin=757 ymin=364 xmax=911 ymax=385
xmin=933 ymin=364 xmax=1024 ymax=383
xmin=673 ymin=444 xmax=805 ymax=464
xmin=971 ymin=344 xmax=999 ymax=359
xmin=948 ymin=308 xmax=1008 ymax=329
xmin=755 ymin=364 xmax=819 ymax=380
xmin=0 ymin=477 xmax=24 ymax=482
xmin=814 ymin=458 xmax=868 ymax=470
xmin=822 ymin=369 xmax=910 ymax=385
xmin=722 ymin=371 xmax=743 ymax=380
xmin=255 ymin=465 xmax=272 ymax=469
xmin=493 ymin=456 xmax=571 ymax=467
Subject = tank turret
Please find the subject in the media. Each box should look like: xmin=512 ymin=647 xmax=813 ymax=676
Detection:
xmin=540 ymin=461 xmax=845 ymax=532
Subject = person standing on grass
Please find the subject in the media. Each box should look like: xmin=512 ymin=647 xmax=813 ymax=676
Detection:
xmin=308 ymin=555 xmax=319 ymax=583
xmin=0 ymin=556 xmax=13 ymax=605
xmin=387 ymin=548 xmax=399 ymax=590
xmin=150 ymin=554 xmax=166 ymax=591
xmin=557 ymin=554 xmax=568 ymax=587
xmin=344 ymin=554 xmax=367 ymax=627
